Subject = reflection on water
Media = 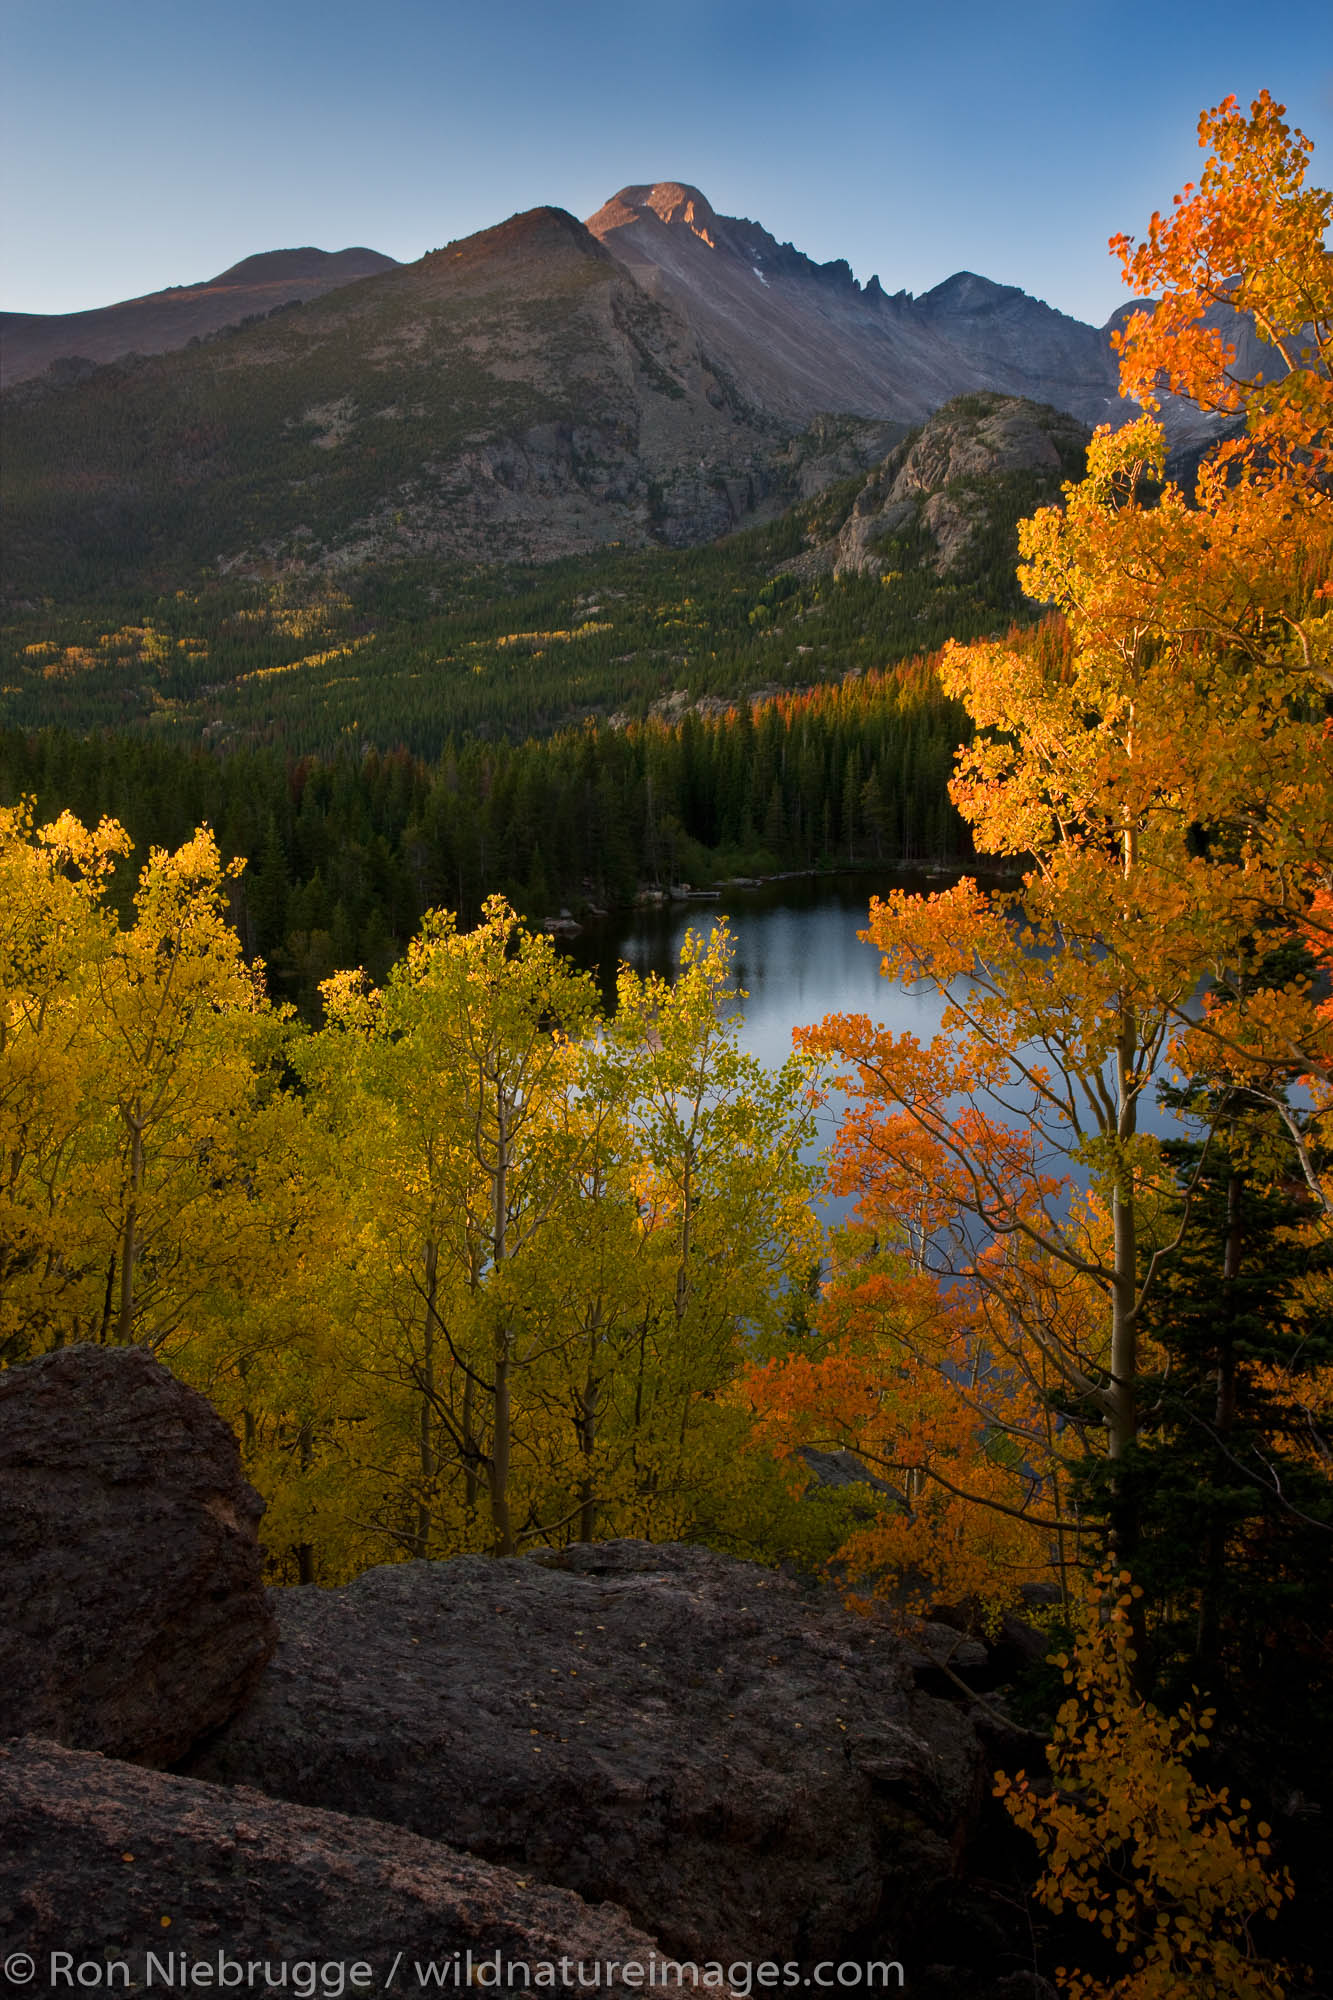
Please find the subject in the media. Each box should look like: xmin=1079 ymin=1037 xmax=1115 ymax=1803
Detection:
xmin=562 ymin=873 xmax=955 ymax=1205
xmin=564 ymin=871 xmax=953 ymax=1074
xmin=561 ymin=871 xmax=1193 ymax=1226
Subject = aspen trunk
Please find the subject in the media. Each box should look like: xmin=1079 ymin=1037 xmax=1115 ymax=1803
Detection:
xmin=577 ymin=1324 xmax=601 ymax=1543
xmin=295 ymin=1417 xmax=315 ymax=1584
xmin=115 ymin=1111 xmax=145 ymax=1346
xmin=415 ymin=1239 xmax=439 ymax=1560
xmin=489 ymin=1098 xmax=515 ymax=1557
xmin=462 ymin=1368 xmax=480 ymax=1515
xmin=490 ymin=1336 xmax=514 ymax=1556
xmin=1198 ymin=1170 xmax=1242 ymax=1666
xmin=1107 ymin=1000 xmax=1141 ymax=1588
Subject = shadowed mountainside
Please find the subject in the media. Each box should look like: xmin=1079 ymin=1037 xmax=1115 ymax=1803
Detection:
xmin=0 ymin=246 xmax=400 ymax=388
xmin=4 ymin=185 xmax=1242 ymax=601
xmin=587 ymin=182 xmax=1125 ymax=430
xmin=2 ymin=207 xmax=799 ymax=596
xmin=0 ymin=392 xmax=1086 ymax=760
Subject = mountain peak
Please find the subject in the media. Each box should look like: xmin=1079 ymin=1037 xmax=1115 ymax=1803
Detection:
xmin=585 ymin=192 xmax=1124 ymax=432
xmin=917 ymin=271 xmax=1026 ymax=316
xmin=209 ymin=247 xmax=398 ymax=287
xmin=430 ymin=207 xmax=613 ymax=277
xmin=590 ymin=183 xmax=721 ymax=247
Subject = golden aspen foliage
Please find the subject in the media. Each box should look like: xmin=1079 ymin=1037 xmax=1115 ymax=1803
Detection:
xmin=1110 ymin=90 xmax=1332 ymax=466
xmin=0 ymin=801 xmax=834 ymax=1582
xmin=744 ymin=1218 xmax=1078 ymax=1624
xmin=297 ymin=895 xmax=604 ymax=1561
xmin=596 ymin=924 xmax=825 ymax=1547
xmin=749 ymin=94 xmax=1333 ymax=1617
xmin=86 ymin=828 xmax=308 ymax=1359
xmin=274 ymin=905 xmax=825 ymax=1576
xmin=0 ymin=801 xmax=128 ymax=1361
xmin=996 ymin=1575 xmax=1293 ymax=2000
xmin=0 ymin=805 xmax=310 ymax=1370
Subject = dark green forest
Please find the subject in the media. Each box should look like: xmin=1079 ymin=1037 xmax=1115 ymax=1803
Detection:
xmin=0 ymin=431 xmax=1072 ymax=1010
xmin=0 ymin=650 xmax=971 ymax=1014
xmin=0 ymin=445 xmax=1053 ymax=753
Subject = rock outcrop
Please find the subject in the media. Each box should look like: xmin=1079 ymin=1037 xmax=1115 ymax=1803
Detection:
xmin=0 ymin=1345 xmax=275 ymax=1766
xmin=787 ymin=393 xmax=1089 ymax=582
xmin=0 ymin=1738 xmax=683 ymax=1996
xmin=190 ymin=1539 xmax=988 ymax=1970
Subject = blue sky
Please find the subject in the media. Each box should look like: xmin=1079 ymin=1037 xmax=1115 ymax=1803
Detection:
xmin=4 ymin=0 xmax=1331 ymax=324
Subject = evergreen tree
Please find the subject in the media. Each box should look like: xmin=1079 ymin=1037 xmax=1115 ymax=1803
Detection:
xmin=1074 ymin=1095 xmax=1333 ymax=1786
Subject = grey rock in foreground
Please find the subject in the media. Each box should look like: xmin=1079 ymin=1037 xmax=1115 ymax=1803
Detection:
xmin=190 ymin=1540 xmax=987 ymax=1968
xmin=0 ymin=1738 xmax=679 ymax=1997
xmin=0 ymin=1345 xmax=275 ymax=1765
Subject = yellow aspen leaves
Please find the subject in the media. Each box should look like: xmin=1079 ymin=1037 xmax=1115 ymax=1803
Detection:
xmin=996 ymin=1577 xmax=1293 ymax=2000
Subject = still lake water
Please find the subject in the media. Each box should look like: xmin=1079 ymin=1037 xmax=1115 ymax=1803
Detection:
xmin=564 ymin=870 xmax=959 ymax=1186
xmin=568 ymin=870 xmax=951 ymax=1059
xmin=563 ymin=869 xmax=1190 ymax=1214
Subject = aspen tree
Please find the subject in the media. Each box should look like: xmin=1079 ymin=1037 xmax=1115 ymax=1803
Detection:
xmin=749 ymin=92 xmax=1333 ymax=1606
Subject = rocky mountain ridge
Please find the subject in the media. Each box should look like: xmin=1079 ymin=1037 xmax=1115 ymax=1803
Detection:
xmin=0 ymin=246 xmax=398 ymax=388
xmin=587 ymin=183 xmax=1125 ymax=431
xmin=6 ymin=185 xmax=1133 ymax=434
xmin=3 ymin=185 xmax=1244 ymax=594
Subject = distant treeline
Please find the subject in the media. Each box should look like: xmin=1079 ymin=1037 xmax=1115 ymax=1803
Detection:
xmin=0 ymin=651 xmax=971 ymax=1014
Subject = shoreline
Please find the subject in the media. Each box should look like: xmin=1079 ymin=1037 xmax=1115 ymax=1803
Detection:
xmin=543 ymin=856 xmax=1025 ymax=937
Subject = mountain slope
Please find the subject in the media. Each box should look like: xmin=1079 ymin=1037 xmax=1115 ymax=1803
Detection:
xmin=0 ymin=248 xmax=400 ymax=388
xmin=0 ymin=393 xmax=1085 ymax=757
xmin=5 ymin=186 xmax=1237 ymax=604
xmin=913 ymin=270 xmax=1122 ymax=425
xmin=1 ymin=208 xmax=799 ymax=598
xmin=587 ymin=183 xmax=1123 ymax=429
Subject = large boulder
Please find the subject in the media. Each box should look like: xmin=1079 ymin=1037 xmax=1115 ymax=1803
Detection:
xmin=0 ymin=1345 xmax=276 ymax=1765
xmin=0 ymin=1737 xmax=680 ymax=1996
xmin=189 ymin=1540 xmax=988 ymax=1969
